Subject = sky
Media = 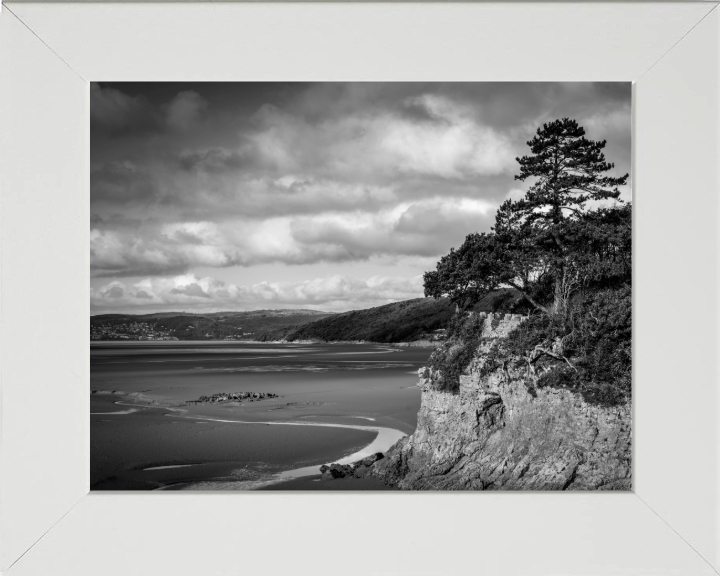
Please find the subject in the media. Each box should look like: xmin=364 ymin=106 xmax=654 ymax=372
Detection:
xmin=90 ymin=82 xmax=631 ymax=315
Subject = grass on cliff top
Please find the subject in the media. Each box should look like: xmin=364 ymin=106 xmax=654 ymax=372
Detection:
xmin=426 ymin=286 xmax=632 ymax=406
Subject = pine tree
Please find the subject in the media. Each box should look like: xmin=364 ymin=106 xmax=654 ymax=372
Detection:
xmin=424 ymin=118 xmax=629 ymax=317
xmin=504 ymin=118 xmax=628 ymax=313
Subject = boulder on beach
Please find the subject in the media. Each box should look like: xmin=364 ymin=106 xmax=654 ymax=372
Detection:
xmin=362 ymin=452 xmax=384 ymax=467
xmin=330 ymin=463 xmax=348 ymax=476
xmin=321 ymin=467 xmax=347 ymax=480
xmin=353 ymin=464 xmax=371 ymax=478
xmin=319 ymin=455 xmax=384 ymax=480
xmin=319 ymin=462 xmax=362 ymax=479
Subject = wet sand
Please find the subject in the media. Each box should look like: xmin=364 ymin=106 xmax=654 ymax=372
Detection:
xmin=92 ymin=396 xmax=377 ymax=490
xmin=91 ymin=342 xmax=431 ymax=490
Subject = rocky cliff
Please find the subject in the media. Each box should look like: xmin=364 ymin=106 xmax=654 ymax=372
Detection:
xmin=372 ymin=313 xmax=632 ymax=490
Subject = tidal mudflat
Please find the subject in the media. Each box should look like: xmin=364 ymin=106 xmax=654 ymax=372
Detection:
xmin=91 ymin=341 xmax=431 ymax=490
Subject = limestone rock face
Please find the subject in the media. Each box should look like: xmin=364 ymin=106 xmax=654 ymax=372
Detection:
xmin=372 ymin=314 xmax=631 ymax=491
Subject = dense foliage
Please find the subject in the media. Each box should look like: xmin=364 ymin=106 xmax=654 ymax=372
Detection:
xmin=423 ymin=118 xmax=632 ymax=406
xmin=424 ymin=118 xmax=629 ymax=315
xmin=263 ymin=298 xmax=454 ymax=343
xmin=499 ymin=286 xmax=631 ymax=405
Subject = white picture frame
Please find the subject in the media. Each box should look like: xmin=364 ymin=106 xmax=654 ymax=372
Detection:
xmin=1 ymin=2 xmax=718 ymax=575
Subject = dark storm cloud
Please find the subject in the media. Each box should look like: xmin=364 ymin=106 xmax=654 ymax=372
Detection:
xmin=162 ymin=91 xmax=208 ymax=131
xmin=91 ymin=84 xmax=208 ymax=138
xmin=91 ymin=84 xmax=159 ymax=137
xmin=91 ymin=82 xmax=631 ymax=278
xmin=91 ymin=161 xmax=157 ymax=201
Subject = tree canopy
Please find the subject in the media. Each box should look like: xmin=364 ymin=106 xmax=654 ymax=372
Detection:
xmin=424 ymin=118 xmax=630 ymax=316
xmin=423 ymin=118 xmax=632 ymax=405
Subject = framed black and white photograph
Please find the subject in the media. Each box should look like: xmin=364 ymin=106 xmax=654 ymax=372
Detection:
xmin=1 ymin=2 xmax=719 ymax=575
xmin=88 ymin=80 xmax=632 ymax=493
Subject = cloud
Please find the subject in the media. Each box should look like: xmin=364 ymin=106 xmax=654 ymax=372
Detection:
xmin=505 ymin=188 xmax=527 ymax=202
xmin=582 ymin=105 xmax=631 ymax=137
xmin=384 ymin=95 xmax=517 ymax=178
xmin=246 ymin=95 xmax=517 ymax=180
xmin=90 ymin=273 xmax=425 ymax=313
xmin=90 ymin=224 xmax=242 ymax=276
xmin=90 ymin=197 xmax=496 ymax=277
xmin=90 ymin=82 xmax=632 ymax=285
xmin=290 ymin=197 xmax=495 ymax=260
xmin=91 ymin=83 xmax=629 ymax=215
xmin=163 ymin=91 xmax=208 ymax=131
xmin=104 ymin=285 xmax=125 ymax=298
xmin=170 ymin=282 xmax=210 ymax=298
xmin=177 ymin=147 xmax=247 ymax=172
xmin=91 ymin=85 xmax=209 ymax=138
xmin=90 ymin=84 xmax=158 ymax=137
xmin=91 ymin=161 xmax=158 ymax=202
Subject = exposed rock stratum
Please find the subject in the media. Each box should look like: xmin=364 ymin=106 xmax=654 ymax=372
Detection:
xmin=372 ymin=313 xmax=631 ymax=490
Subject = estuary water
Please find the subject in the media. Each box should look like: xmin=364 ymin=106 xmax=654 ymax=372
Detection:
xmin=90 ymin=341 xmax=432 ymax=490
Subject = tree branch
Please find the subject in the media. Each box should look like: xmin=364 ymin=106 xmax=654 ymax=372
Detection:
xmin=531 ymin=345 xmax=578 ymax=373
xmin=506 ymin=280 xmax=550 ymax=315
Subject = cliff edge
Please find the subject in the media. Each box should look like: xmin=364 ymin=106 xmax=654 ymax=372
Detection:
xmin=373 ymin=313 xmax=631 ymax=490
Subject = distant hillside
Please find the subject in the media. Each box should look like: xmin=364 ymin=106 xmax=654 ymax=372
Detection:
xmin=90 ymin=309 xmax=332 ymax=341
xmin=259 ymin=290 xmax=522 ymax=344
xmin=260 ymin=298 xmax=453 ymax=343
xmin=91 ymin=291 xmax=523 ymax=343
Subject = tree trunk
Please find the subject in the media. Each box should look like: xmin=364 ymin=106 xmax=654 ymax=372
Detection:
xmin=553 ymin=265 xmax=564 ymax=315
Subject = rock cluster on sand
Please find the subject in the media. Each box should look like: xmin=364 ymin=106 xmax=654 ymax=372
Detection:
xmin=185 ymin=391 xmax=279 ymax=405
xmin=319 ymin=452 xmax=384 ymax=480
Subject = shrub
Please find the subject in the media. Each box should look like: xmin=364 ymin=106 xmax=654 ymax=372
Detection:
xmin=505 ymin=285 xmax=631 ymax=406
xmin=427 ymin=285 xmax=632 ymax=406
